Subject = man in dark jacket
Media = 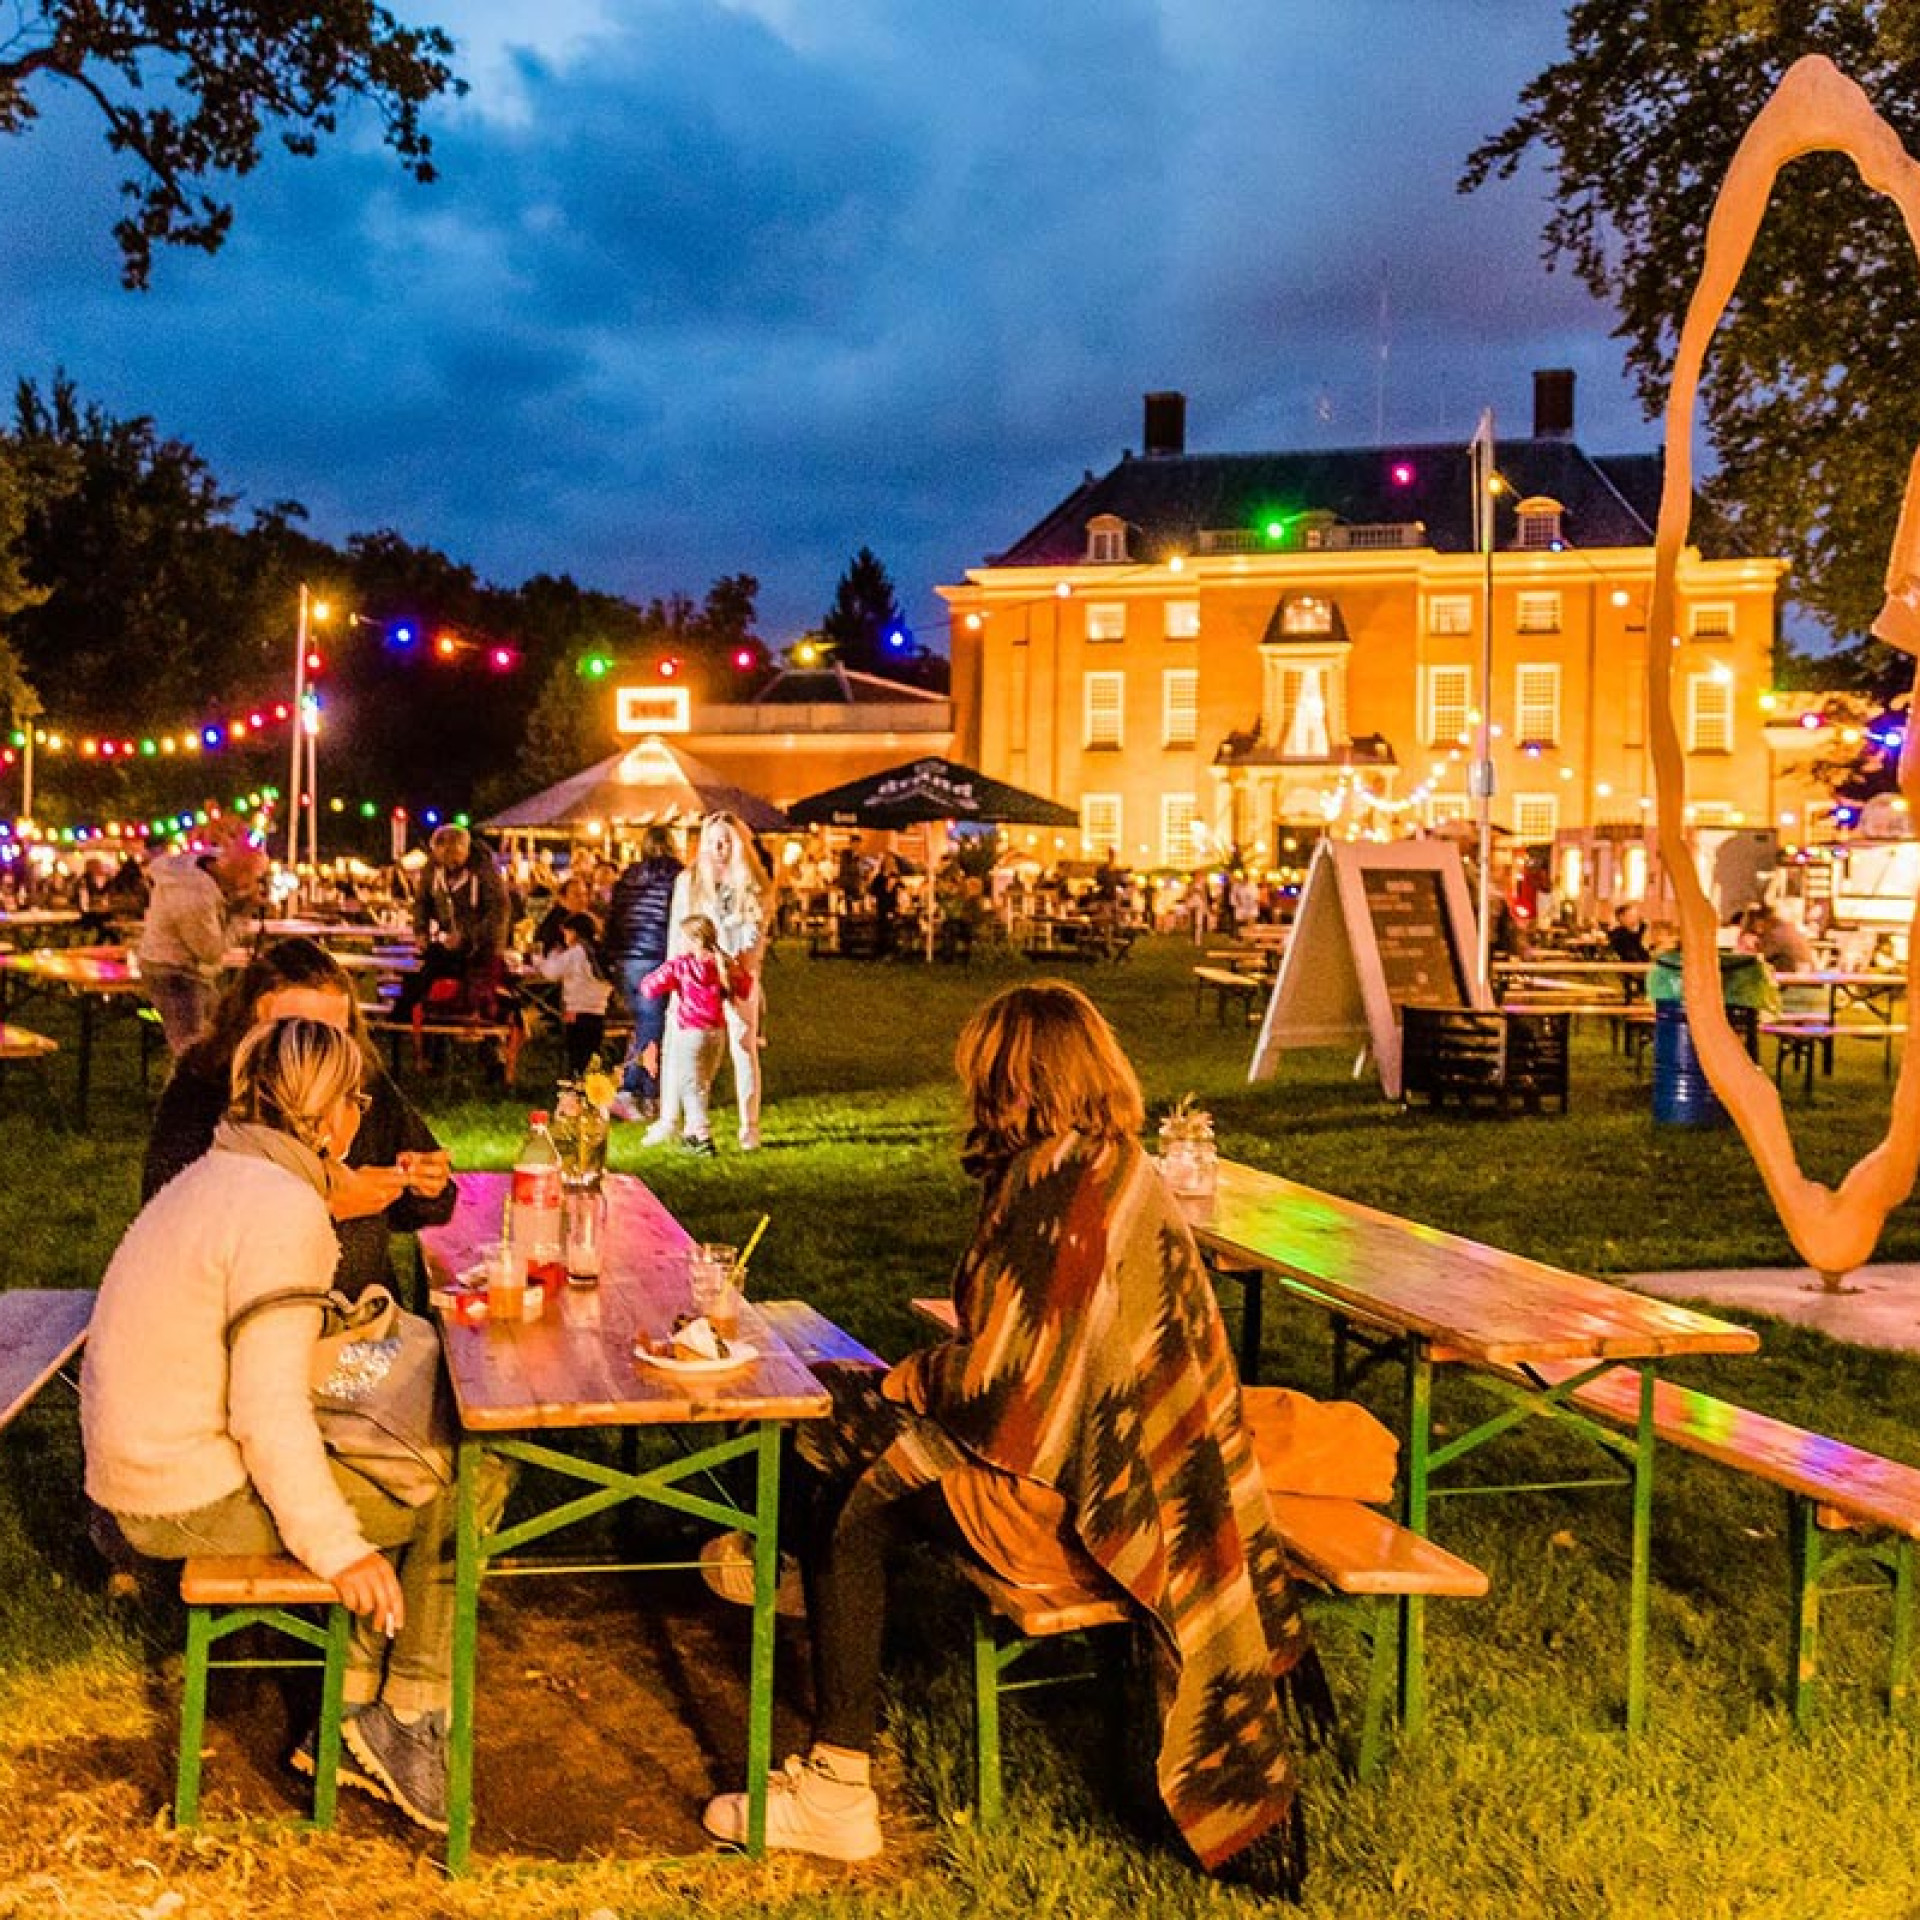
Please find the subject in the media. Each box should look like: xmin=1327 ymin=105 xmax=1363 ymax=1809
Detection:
xmin=394 ymin=825 xmax=511 ymax=1021
xmin=601 ymin=825 xmax=683 ymax=1120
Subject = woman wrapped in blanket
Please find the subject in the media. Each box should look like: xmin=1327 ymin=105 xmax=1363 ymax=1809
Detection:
xmin=701 ymin=981 xmax=1327 ymax=1886
xmin=83 ymin=1017 xmax=505 ymax=1835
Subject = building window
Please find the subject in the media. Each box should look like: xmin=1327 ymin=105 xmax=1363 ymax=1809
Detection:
xmin=1086 ymin=515 xmax=1127 ymax=564
xmin=1691 ymin=603 xmax=1734 ymax=638
xmin=1281 ymin=594 xmax=1334 ymax=635
xmin=1162 ymin=794 xmax=1199 ymax=868
xmin=1162 ymin=668 xmax=1198 ymax=748
xmin=1426 ymin=665 xmax=1471 ymax=747
xmin=1515 ymin=591 xmax=1561 ymax=634
xmin=1515 ymin=663 xmax=1561 ymax=747
xmin=1085 ymin=602 xmax=1126 ymax=643
xmin=1429 ymin=594 xmax=1473 ymax=636
xmin=1515 ymin=496 xmax=1566 ymax=550
xmin=1691 ymin=801 xmax=1735 ymax=828
xmin=1085 ymin=671 xmax=1125 ymax=750
xmin=1269 ymin=661 xmax=1336 ymax=758
xmin=1687 ymin=673 xmax=1734 ymax=753
xmin=1083 ymin=793 xmax=1122 ymax=856
xmin=1164 ymin=599 xmax=1200 ymax=640
xmin=1513 ymin=794 xmax=1559 ymax=842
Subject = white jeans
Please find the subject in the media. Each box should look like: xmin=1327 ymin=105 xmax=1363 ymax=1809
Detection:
xmin=658 ymin=985 xmax=762 ymax=1142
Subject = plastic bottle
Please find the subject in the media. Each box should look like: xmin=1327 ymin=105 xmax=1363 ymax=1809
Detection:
xmin=509 ymin=1110 xmax=564 ymax=1284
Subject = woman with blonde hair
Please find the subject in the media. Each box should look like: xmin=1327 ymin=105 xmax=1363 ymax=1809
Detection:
xmin=646 ymin=810 xmax=772 ymax=1150
xmin=703 ymin=982 xmax=1323 ymax=1885
xmin=84 ymin=1017 xmax=500 ymax=1835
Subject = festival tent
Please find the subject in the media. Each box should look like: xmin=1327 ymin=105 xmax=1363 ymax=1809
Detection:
xmin=483 ymin=738 xmax=789 ymax=841
xmin=787 ymin=755 xmax=1077 ymax=957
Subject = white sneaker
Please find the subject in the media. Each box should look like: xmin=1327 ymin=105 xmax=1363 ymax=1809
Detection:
xmin=640 ymin=1119 xmax=675 ymax=1147
xmin=738 ymin=1128 xmax=761 ymax=1152
xmin=702 ymin=1752 xmax=883 ymax=1862
xmin=698 ymin=1530 xmax=805 ymax=1617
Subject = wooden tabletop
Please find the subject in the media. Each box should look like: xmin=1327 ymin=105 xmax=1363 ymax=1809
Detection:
xmin=1191 ymin=1160 xmax=1758 ymax=1369
xmin=0 ymin=946 xmax=144 ymax=991
xmin=417 ymin=1172 xmax=831 ymax=1431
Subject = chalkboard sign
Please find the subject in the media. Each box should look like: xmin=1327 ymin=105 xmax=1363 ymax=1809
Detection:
xmin=1251 ymin=840 xmax=1486 ymax=1098
xmin=1360 ymin=868 xmax=1467 ymax=1008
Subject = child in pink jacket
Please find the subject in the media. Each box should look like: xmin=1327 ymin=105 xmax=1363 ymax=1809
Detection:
xmin=640 ymin=914 xmax=751 ymax=1155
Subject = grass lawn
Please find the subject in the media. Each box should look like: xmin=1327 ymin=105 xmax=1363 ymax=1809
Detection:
xmin=0 ymin=933 xmax=1917 ymax=1917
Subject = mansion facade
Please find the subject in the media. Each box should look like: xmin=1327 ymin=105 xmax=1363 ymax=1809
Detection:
xmin=939 ymin=378 xmax=1787 ymax=873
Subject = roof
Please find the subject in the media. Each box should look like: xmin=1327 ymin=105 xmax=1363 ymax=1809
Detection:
xmin=750 ymin=665 xmax=946 ymax=706
xmin=987 ymin=438 xmax=1702 ymax=568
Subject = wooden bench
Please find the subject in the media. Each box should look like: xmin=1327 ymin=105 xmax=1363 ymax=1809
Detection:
xmin=369 ymin=1011 xmax=523 ymax=1086
xmin=907 ymin=1298 xmax=1486 ymax=1796
xmin=176 ymin=1554 xmax=352 ymax=1828
xmin=1192 ymin=965 xmax=1265 ymax=1025
xmin=1528 ymin=1361 xmax=1920 ymax=1725
xmin=0 ymin=1024 xmax=61 ymax=1121
xmin=0 ymin=1289 xmax=93 ymax=1430
xmin=1762 ymin=1019 xmax=1908 ymax=1097
xmin=961 ymin=1491 xmax=1486 ymax=1817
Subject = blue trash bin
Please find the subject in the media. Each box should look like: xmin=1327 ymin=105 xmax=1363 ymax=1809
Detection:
xmin=1651 ymin=1000 xmax=1730 ymax=1127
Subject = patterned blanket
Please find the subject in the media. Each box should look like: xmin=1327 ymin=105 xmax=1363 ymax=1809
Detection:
xmin=869 ymin=1131 xmax=1323 ymax=1873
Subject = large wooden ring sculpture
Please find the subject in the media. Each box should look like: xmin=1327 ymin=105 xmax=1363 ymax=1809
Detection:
xmin=1653 ymin=55 xmax=1920 ymax=1285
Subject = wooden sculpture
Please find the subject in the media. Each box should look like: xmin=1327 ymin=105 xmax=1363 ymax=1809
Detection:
xmin=1652 ymin=54 xmax=1920 ymax=1285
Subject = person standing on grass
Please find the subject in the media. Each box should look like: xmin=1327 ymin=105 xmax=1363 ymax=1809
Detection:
xmin=639 ymin=914 xmax=750 ymax=1158
xmin=532 ymin=911 xmax=614 ymax=1076
xmin=701 ymin=981 xmax=1326 ymax=1885
xmin=136 ymin=829 xmax=269 ymax=1055
xmin=602 ymin=824 xmax=682 ymax=1122
xmin=648 ymin=812 xmax=771 ymax=1151
xmin=84 ymin=1017 xmax=505 ymax=1836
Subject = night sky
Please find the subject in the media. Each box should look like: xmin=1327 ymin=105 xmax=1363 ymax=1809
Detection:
xmin=3 ymin=1 xmax=1640 ymax=651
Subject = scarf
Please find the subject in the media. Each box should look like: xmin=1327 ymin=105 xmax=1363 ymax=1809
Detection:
xmin=212 ymin=1119 xmax=332 ymax=1201
xmin=873 ymin=1132 xmax=1325 ymax=1877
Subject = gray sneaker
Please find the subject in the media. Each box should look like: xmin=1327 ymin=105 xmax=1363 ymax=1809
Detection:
xmin=343 ymin=1704 xmax=449 ymax=1834
xmin=289 ymin=1705 xmax=386 ymax=1802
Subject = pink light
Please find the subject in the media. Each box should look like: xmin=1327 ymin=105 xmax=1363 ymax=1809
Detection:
xmin=490 ymin=647 xmax=514 ymax=669
xmin=1390 ymin=460 xmax=1416 ymax=487
xmin=1800 ymin=711 xmax=1822 ymax=730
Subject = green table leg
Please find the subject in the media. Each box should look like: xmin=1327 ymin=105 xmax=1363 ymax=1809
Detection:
xmin=1626 ymin=1367 xmax=1656 ymax=1735
xmin=744 ymin=1421 xmax=782 ymax=1855
xmin=1398 ymin=1344 xmax=1432 ymax=1736
xmin=1891 ymin=1537 xmax=1915 ymax=1720
xmin=446 ymin=1435 xmax=484 ymax=1875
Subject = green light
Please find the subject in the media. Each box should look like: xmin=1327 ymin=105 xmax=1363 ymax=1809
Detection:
xmin=141 ymin=738 xmax=157 ymax=756
xmin=1265 ymin=520 xmax=1286 ymax=541
xmin=454 ymin=812 xmax=470 ymax=828
xmin=581 ymin=652 xmax=612 ymax=679
xmin=360 ymin=801 xmax=377 ymax=819
xmin=8 ymin=731 xmax=22 ymax=749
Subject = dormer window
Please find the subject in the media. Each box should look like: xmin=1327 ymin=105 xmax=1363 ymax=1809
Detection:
xmin=1086 ymin=515 xmax=1128 ymax=564
xmin=1280 ymin=594 xmax=1334 ymax=636
xmin=1515 ymin=496 xmax=1565 ymax=550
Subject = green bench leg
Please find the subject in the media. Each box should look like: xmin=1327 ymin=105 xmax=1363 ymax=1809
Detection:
xmin=175 ymin=1604 xmax=216 ymax=1828
xmin=972 ymin=1609 xmax=1015 ymax=1826
xmin=1789 ymin=1496 xmax=1824 ymax=1730
xmin=1356 ymin=1594 xmax=1397 ymax=1784
xmin=1891 ymin=1537 xmax=1915 ymax=1720
xmin=175 ymin=1603 xmax=351 ymax=1830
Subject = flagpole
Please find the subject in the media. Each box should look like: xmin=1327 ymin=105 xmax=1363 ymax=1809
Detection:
xmin=1471 ymin=409 xmax=1497 ymax=997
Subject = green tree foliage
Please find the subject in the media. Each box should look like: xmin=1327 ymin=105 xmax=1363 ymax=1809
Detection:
xmin=1462 ymin=3 xmax=1920 ymax=671
xmin=0 ymin=0 xmax=461 ymax=288
xmin=819 ymin=546 xmax=906 ymax=674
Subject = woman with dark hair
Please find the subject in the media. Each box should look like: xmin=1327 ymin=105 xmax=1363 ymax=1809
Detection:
xmin=702 ymin=981 xmax=1322 ymax=1883
xmin=86 ymin=1017 xmax=504 ymax=1833
xmin=144 ymin=937 xmax=455 ymax=1300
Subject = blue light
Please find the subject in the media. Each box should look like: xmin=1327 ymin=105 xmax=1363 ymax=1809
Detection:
xmin=202 ymin=725 xmax=221 ymax=747
xmin=390 ymin=623 xmax=416 ymax=650
xmin=424 ymin=808 xmax=441 ymax=826
xmin=886 ymin=627 xmax=909 ymax=651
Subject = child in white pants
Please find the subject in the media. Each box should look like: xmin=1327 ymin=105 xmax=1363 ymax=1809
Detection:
xmin=639 ymin=915 xmax=750 ymax=1154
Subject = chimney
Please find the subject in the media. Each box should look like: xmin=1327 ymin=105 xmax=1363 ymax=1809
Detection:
xmin=1143 ymin=390 xmax=1186 ymax=457
xmin=1532 ymin=368 xmax=1575 ymax=440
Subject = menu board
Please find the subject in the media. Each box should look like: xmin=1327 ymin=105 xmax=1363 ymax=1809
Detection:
xmin=1360 ymin=868 xmax=1467 ymax=1007
xmin=1251 ymin=840 xmax=1486 ymax=1098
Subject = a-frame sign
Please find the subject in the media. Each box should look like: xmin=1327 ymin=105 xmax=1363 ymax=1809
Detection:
xmin=1249 ymin=839 xmax=1487 ymax=1099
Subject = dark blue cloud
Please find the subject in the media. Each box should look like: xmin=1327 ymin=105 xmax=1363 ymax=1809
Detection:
xmin=0 ymin=0 xmax=1644 ymax=647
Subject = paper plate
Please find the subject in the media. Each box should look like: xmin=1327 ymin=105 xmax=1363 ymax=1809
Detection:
xmin=634 ymin=1340 xmax=758 ymax=1375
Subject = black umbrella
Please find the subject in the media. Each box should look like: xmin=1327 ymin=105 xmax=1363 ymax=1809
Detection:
xmin=788 ymin=757 xmax=1078 ymax=959
xmin=786 ymin=756 xmax=1078 ymax=830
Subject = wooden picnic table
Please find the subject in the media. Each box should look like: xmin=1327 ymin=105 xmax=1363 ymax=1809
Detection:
xmin=0 ymin=946 xmax=154 ymax=1126
xmin=1187 ymin=1158 xmax=1758 ymax=1736
xmin=416 ymin=1171 xmax=831 ymax=1874
xmin=1492 ymin=957 xmax=1650 ymax=1002
xmin=1773 ymin=968 xmax=1907 ymax=1025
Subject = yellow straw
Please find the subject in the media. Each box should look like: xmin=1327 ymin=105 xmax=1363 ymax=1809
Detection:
xmin=736 ymin=1214 xmax=771 ymax=1276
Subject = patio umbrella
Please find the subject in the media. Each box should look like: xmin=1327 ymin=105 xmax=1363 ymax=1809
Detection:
xmin=483 ymin=737 xmax=788 ymax=838
xmin=788 ymin=756 xmax=1078 ymax=957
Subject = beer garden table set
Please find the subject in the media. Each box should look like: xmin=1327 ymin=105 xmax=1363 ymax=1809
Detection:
xmin=416 ymin=1170 xmax=832 ymax=1873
